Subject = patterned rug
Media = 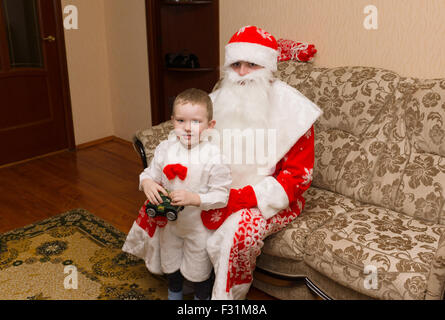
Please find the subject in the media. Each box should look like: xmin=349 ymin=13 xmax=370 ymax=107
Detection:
xmin=0 ymin=209 xmax=168 ymax=300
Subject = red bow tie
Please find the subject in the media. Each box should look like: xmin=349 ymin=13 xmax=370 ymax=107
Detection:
xmin=163 ymin=164 xmax=188 ymax=181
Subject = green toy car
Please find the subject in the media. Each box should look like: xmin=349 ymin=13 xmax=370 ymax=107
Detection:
xmin=145 ymin=193 xmax=184 ymax=221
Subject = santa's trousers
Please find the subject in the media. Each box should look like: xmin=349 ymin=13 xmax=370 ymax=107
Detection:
xmin=207 ymin=205 xmax=302 ymax=300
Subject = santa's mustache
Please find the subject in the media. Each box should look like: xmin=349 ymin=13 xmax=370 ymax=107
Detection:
xmin=224 ymin=67 xmax=274 ymax=87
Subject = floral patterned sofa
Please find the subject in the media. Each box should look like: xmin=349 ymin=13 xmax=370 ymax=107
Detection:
xmin=133 ymin=61 xmax=445 ymax=300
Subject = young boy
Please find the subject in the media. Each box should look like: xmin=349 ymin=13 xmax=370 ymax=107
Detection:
xmin=123 ymin=88 xmax=231 ymax=300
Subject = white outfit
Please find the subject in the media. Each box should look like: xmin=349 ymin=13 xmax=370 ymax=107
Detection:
xmin=124 ymin=136 xmax=231 ymax=282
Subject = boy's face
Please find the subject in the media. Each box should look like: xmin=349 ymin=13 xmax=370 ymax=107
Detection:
xmin=172 ymin=102 xmax=216 ymax=148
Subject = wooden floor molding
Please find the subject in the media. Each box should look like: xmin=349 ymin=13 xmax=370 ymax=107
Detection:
xmin=76 ymin=135 xmax=132 ymax=150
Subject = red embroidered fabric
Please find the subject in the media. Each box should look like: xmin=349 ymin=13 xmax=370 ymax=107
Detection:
xmin=136 ymin=199 xmax=168 ymax=237
xmin=201 ymin=185 xmax=257 ymax=230
xmin=225 ymin=127 xmax=315 ymax=292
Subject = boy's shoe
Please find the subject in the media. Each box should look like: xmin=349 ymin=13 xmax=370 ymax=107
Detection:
xmin=168 ymin=289 xmax=183 ymax=300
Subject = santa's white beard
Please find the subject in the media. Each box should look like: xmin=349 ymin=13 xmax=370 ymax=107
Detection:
xmin=211 ymin=67 xmax=277 ymax=188
xmin=213 ymin=67 xmax=274 ymax=131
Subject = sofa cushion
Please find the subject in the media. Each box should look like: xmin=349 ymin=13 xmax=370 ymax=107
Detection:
xmin=393 ymin=78 xmax=445 ymax=224
xmin=261 ymin=186 xmax=361 ymax=262
xmin=396 ymin=152 xmax=445 ymax=224
xmin=312 ymin=101 xmax=409 ymax=213
xmin=312 ymin=66 xmax=400 ymax=137
xmin=275 ymin=60 xmax=327 ymax=102
xmin=304 ymin=204 xmax=445 ymax=299
xmin=400 ymin=78 xmax=445 ymax=156
xmin=313 ymin=128 xmax=360 ymax=192
xmin=308 ymin=66 xmax=403 ymax=205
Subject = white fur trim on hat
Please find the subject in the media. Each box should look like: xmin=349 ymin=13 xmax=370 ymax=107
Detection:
xmin=224 ymin=42 xmax=278 ymax=72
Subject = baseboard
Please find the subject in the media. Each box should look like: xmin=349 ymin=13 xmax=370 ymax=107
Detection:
xmin=76 ymin=136 xmax=132 ymax=149
xmin=112 ymin=136 xmax=133 ymax=146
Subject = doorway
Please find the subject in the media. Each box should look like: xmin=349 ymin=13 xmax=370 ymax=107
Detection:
xmin=0 ymin=0 xmax=74 ymax=166
xmin=145 ymin=0 xmax=220 ymax=126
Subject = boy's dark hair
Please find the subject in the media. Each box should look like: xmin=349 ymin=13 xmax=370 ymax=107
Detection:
xmin=173 ymin=88 xmax=213 ymax=120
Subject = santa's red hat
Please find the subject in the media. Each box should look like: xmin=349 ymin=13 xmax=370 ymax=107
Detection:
xmin=224 ymin=26 xmax=279 ymax=72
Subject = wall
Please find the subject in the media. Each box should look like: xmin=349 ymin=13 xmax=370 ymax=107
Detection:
xmin=62 ymin=0 xmax=113 ymax=145
xmin=220 ymin=0 xmax=445 ymax=78
xmin=64 ymin=0 xmax=445 ymax=145
xmin=62 ymin=0 xmax=151 ymax=145
xmin=104 ymin=0 xmax=151 ymax=141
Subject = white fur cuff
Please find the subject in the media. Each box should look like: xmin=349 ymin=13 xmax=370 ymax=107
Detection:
xmin=253 ymin=176 xmax=289 ymax=220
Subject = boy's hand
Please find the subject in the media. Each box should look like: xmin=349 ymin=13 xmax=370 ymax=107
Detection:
xmin=170 ymin=190 xmax=201 ymax=207
xmin=141 ymin=179 xmax=168 ymax=205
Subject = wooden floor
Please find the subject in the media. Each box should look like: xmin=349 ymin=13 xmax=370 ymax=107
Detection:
xmin=0 ymin=139 xmax=277 ymax=300
xmin=0 ymin=140 xmax=145 ymax=234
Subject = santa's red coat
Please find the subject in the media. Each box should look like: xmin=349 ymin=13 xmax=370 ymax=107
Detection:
xmin=206 ymin=126 xmax=315 ymax=298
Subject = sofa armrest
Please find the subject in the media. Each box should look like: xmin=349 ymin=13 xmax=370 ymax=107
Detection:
xmin=133 ymin=120 xmax=174 ymax=169
xmin=133 ymin=136 xmax=148 ymax=169
xmin=426 ymin=232 xmax=445 ymax=300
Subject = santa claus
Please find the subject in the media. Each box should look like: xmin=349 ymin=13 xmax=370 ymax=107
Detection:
xmin=122 ymin=25 xmax=322 ymax=300
xmin=200 ymin=25 xmax=322 ymax=299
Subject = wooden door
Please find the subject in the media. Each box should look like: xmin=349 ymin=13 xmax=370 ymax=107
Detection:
xmin=0 ymin=0 xmax=74 ymax=166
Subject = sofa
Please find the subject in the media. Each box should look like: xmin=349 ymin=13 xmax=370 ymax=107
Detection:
xmin=133 ymin=61 xmax=445 ymax=300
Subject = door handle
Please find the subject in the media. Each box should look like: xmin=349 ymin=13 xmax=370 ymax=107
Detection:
xmin=43 ymin=35 xmax=56 ymax=42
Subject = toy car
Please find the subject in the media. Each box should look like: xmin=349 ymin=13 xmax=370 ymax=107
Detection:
xmin=145 ymin=193 xmax=184 ymax=221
